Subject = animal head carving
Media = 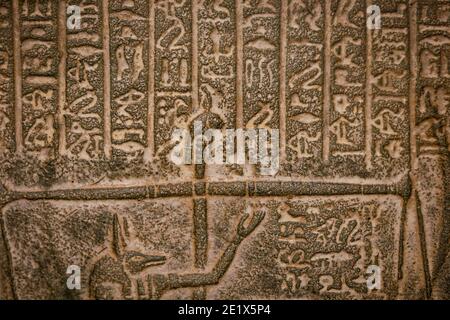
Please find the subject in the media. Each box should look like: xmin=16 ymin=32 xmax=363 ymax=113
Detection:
xmin=111 ymin=213 xmax=166 ymax=274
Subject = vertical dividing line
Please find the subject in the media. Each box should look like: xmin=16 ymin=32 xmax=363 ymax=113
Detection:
xmin=365 ymin=0 xmax=373 ymax=171
xmin=102 ymin=0 xmax=111 ymax=159
xmin=192 ymin=0 xmax=199 ymax=113
xmin=193 ymin=198 xmax=208 ymax=270
xmin=236 ymin=0 xmax=249 ymax=177
xmin=279 ymin=0 xmax=287 ymax=161
xmin=191 ymin=0 xmax=207 ymax=300
xmin=57 ymin=0 xmax=67 ymax=156
xmin=236 ymin=0 xmax=244 ymax=129
xmin=192 ymin=196 xmax=208 ymax=300
xmin=323 ymin=0 xmax=331 ymax=164
xmin=408 ymin=0 xmax=418 ymax=182
xmin=146 ymin=1 xmax=155 ymax=160
xmin=408 ymin=0 xmax=431 ymax=299
xmin=12 ymin=0 xmax=23 ymax=153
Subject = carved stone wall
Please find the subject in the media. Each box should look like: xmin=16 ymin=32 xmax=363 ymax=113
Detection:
xmin=0 ymin=0 xmax=448 ymax=300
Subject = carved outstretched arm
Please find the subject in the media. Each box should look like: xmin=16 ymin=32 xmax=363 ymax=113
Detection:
xmin=154 ymin=209 xmax=265 ymax=295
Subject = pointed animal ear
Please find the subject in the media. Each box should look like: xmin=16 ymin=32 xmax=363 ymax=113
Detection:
xmin=112 ymin=213 xmax=126 ymax=258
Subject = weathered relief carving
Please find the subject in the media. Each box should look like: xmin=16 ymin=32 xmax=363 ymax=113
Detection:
xmin=110 ymin=0 xmax=149 ymax=158
xmin=0 ymin=0 xmax=14 ymax=153
xmin=20 ymin=0 xmax=59 ymax=160
xmin=277 ymin=196 xmax=401 ymax=299
xmin=0 ymin=0 xmax=448 ymax=300
xmin=412 ymin=0 xmax=450 ymax=299
xmin=63 ymin=0 xmax=104 ymax=160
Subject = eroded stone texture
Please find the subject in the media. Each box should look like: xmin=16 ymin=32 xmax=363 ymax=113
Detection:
xmin=0 ymin=0 xmax=449 ymax=300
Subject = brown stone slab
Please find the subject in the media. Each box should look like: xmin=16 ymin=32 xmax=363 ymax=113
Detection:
xmin=0 ymin=0 xmax=448 ymax=300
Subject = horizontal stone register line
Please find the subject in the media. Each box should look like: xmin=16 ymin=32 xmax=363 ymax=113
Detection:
xmin=2 ymin=178 xmax=410 ymax=204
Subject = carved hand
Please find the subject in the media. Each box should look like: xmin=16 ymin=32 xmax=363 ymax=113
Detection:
xmin=236 ymin=208 xmax=266 ymax=240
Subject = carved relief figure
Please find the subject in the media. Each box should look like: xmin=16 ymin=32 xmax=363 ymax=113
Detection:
xmin=89 ymin=209 xmax=265 ymax=299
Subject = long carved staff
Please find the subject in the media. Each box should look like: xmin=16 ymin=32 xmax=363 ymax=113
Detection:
xmin=189 ymin=93 xmax=225 ymax=299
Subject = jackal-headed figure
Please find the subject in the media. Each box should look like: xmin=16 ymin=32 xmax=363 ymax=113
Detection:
xmin=88 ymin=213 xmax=167 ymax=299
xmin=89 ymin=208 xmax=266 ymax=299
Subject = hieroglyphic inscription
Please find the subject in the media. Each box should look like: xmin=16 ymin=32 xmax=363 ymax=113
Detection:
xmin=414 ymin=0 xmax=450 ymax=296
xmin=154 ymin=0 xmax=192 ymax=159
xmin=370 ymin=1 xmax=410 ymax=172
xmin=283 ymin=0 xmax=411 ymax=181
xmin=286 ymin=0 xmax=324 ymax=162
xmin=19 ymin=0 xmax=58 ymax=160
xmin=417 ymin=1 xmax=450 ymax=155
xmin=0 ymin=0 xmax=448 ymax=301
xmin=0 ymin=0 xmax=420 ymax=184
xmin=277 ymin=196 xmax=402 ymax=299
xmin=0 ymin=0 xmax=14 ymax=153
xmin=63 ymin=0 xmax=104 ymax=160
xmin=109 ymin=0 xmax=149 ymax=158
xmin=330 ymin=0 xmax=366 ymax=159
xmin=243 ymin=0 xmax=280 ymax=131
xmin=198 ymin=0 xmax=236 ymax=129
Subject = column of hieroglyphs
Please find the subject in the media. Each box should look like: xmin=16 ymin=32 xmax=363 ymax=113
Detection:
xmin=242 ymin=0 xmax=280 ymax=176
xmin=197 ymin=0 xmax=236 ymax=129
xmin=0 ymin=0 xmax=14 ymax=153
xmin=62 ymin=0 xmax=104 ymax=160
xmin=285 ymin=0 xmax=324 ymax=167
xmin=109 ymin=0 xmax=149 ymax=159
xmin=369 ymin=1 xmax=410 ymax=173
xmin=153 ymin=0 xmax=192 ymax=160
xmin=329 ymin=0 xmax=366 ymax=164
xmin=415 ymin=0 xmax=450 ymax=298
xmin=15 ymin=0 xmax=59 ymax=160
